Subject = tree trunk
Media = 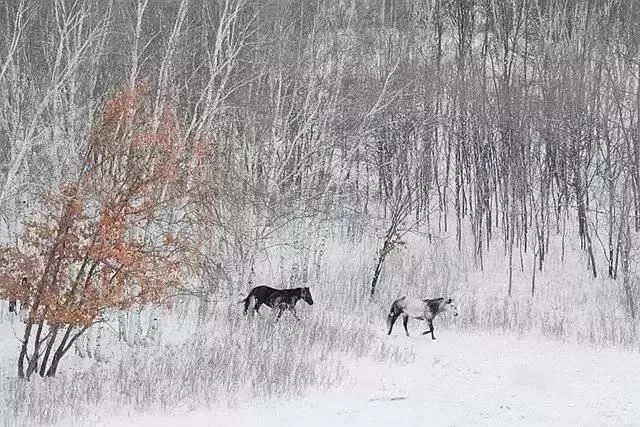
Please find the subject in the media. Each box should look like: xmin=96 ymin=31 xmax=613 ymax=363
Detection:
xmin=46 ymin=325 xmax=89 ymax=377
xmin=45 ymin=325 xmax=74 ymax=378
xmin=39 ymin=325 xmax=60 ymax=377
xmin=25 ymin=321 xmax=45 ymax=380
xmin=17 ymin=320 xmax=34 ymax=379
xmin=531 ymin=249 xmax=537 ymax=297
xmin=370 ymin=240 xmax=391 ymax=298
xmin=621 ymin=221 xmax=636 ymax=319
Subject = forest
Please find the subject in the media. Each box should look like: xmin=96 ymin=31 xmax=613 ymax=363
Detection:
xmin=0 ymin=0 xmax=639 ymax=424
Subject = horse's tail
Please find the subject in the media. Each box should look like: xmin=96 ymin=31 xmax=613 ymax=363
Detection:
xmin=389 ymin=298 xmax=404 ymax=316
xmin=239 ymin=292 xmax=254 ymax=314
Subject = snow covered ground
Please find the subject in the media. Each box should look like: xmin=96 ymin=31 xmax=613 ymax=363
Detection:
xmin=104 ymin=330 xmax=640 ymax=427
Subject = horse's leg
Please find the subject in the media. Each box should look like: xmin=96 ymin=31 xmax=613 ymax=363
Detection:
xmin=275 ymin=307 xmax=284 ymax=322
xmin=421 ymin=320 xmax=432 ymax=336
xmin=254 ymin=301 xmax=263 ymax=315
xmin=427 ymin=319 xmax=436 ymax=340
xmin=402 ymin=314 xmax=410 ymax=337
xmin=387 ymin=314 xmax=399 ymax=335
xmin=289 ymin=306 xmax=300 ymax=321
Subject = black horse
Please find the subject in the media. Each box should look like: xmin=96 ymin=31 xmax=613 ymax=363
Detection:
xmin=240 ymin=285 xmax=314 ymax=320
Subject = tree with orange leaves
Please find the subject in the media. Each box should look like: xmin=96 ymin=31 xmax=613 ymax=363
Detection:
xmin=0 ymin=82 xmax=203 ymax=379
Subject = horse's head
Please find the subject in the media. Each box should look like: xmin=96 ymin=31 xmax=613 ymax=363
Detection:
xmin=443 ymin=298 xmax=458 ymax=316
xmin=301 ymin=287 xmax=314 ymax=306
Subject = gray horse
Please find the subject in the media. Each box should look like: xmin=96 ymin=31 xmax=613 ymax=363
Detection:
xmin=387 ymin=296 xmax=458 ymax=339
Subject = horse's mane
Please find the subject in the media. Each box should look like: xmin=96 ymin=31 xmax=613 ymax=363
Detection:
xmin=423 ymin=297 xmax=444 ymax=303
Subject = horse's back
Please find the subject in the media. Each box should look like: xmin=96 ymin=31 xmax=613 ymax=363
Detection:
xmin=249 ymin=285 xmax=278 ymax=297
xmin=395 ymin=296 xmax=427 ymax=319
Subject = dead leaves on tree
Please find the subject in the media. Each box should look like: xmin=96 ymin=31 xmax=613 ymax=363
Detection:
xmin=0 ymin=82 xmax=204 ymax=328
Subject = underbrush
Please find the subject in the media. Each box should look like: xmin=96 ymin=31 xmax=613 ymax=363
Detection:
xmin=454 ymin=283 xmax=640 ymax=349
xmin=1 ymin=304 xmax=415 ymax=427
xmin=311 ymin=233 xmax=640 ymax=351
xmin=2 ymin=228 xmax=640 ymax=425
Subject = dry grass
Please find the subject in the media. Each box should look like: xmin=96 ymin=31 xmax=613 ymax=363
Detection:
xmin=319 ymin=233 xmax=640 ymax=351
xmin=0 ymin=293 xmax=415 ymax=427
xmin=2 ymin=229 xmax=639 ymax=426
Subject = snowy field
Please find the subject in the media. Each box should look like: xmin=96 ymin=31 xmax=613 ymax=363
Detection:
xmin=105 ymin=330 xmax=640 ymax=427
xmin=2 ymin=316 xmax=640 ymax=427
xmin=3 ymin=1 xmax=640 ymax=426
xmin=2 ymin=234 xmax=640 ymax=427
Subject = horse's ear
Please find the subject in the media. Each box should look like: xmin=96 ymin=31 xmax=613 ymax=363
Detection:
xmin=446 ymin=298 xmax=452 ymax=304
